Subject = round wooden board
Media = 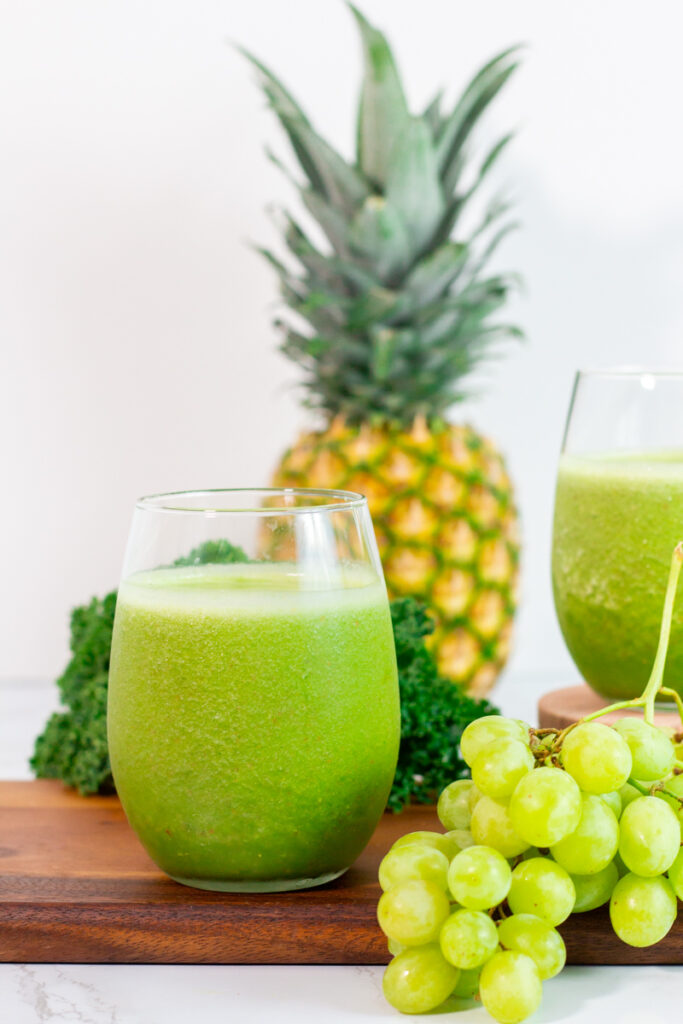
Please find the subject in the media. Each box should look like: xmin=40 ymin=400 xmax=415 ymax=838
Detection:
xmin=538 ymin=683 xmax=682 ymax=731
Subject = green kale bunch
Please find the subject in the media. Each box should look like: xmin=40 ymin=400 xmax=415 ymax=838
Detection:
xmin=32 ymin=544 xmax=498 ymax=808
xmin=388 ymin=598 xmax=499 ymax=812
xmin=31 ymin=591 xmax=117 ymax=794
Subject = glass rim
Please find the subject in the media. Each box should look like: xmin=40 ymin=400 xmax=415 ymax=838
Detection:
xmin=135 ymin=487 xmax=368 ymax=516
xmin=576 ymin=366 xmax=683 ymax=380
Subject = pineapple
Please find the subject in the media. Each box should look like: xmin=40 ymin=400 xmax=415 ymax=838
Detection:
xmin=245 ymin=6 xmax=522 ymax=695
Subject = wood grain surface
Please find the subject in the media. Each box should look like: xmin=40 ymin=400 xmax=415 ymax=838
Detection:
xmin=538 ymin=684 xmax=683 ymax=731
xmin=1 ymin=780 xmax=681 ymax=965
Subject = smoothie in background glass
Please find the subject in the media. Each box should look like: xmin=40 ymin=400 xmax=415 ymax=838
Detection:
xmin=552 ymin=370 xmax=683 ymax=702
xmin=553 ymin=450 xmax=683 ymax=700
xmin=107 ymin=489 xmax=400 ymax=892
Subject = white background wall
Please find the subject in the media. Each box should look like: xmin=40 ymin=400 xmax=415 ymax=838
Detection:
xmin=2 ymin=0 xmax=683 ymax=684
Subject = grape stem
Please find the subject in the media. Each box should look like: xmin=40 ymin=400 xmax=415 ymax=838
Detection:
xmin=658 ymin=687 xmax=683 ymax=732
xmin=626 ymin=778 xmax=651 ymax=797
xmin=639 ymin=542 xmax=683 ymax=725
xmin=550 ymin=543 xmax=683 ymax=746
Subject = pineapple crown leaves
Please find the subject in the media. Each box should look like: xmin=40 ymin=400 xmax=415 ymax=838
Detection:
xmin=242 ymin=4 xmax=523 ymax=426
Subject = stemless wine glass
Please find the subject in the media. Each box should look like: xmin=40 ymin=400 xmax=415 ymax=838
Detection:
xmin=552 ymin=370 xmax=683 ymax=701
xmin=108 ymin=488 xmax=400 ymax=892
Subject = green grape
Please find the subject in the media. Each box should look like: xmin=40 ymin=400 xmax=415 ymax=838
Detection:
xmin=655 ymin=773 xmax=683 ymax=836
xmin=439 ymin=908 xmax=499 ymax=969
xmin=452 ymin=965 xmax=482 ymax=999
xmin=618 ymin=796 xmax=680 ymax=876
xmin=667 ymin=847 xmax=683 ymax=899
xmin=437 ymin=779 xmax=476 ymax=830
xmin=609 ymin=873 xmax=677 ymax=947
xmin=550 ymin=793 xmax=619 ymax=874
xmin=479 ymin=951 xmax=542 ymax=1024
xmin=571 ymin=862 xmax=619 ymax=912
xmin=392 ymin=831 xmax=453 ymax=859
xmin=471 ymin=795 xmax=531 ymax=858
xmin=379 ymin=844 xmax=449 ymax=892
xmin=508 ymin=857 xmax=576 ymax=927
xmin=387 ymin=937 xmax=407 ymax=956
xmin=445 ymin=828 xmax=475 ymax=853
xmin=656 ymin=772 xmax=683 ymax=809
xmin=461 ymin=716 xmax=529 ymax=768
xmin=613 ymin=851 xmax=629 ymax=878
xmin=471 ymin=738 xmax=535 ymax=801
xmin=600 ymin=790 xmax=622 ymax=819
xmin=613 ymin=718 xmax=675 ymax=781
xmin=674 ymin=739 xmax=683 ymax=761
xmin=509 ymin=767 xmax=582 ymax=847
xmin=382 ymin=944 xmax=460 ymax=1014
xmin=560 ymin=722 xmax=632 ymax=793
xmin=377 ymin=879 xmax=451 ymax=946
xmin=448 ymin=845 xmax=511 ymax=911
xmin=497 ymin=913 xmax=566 ymax=980
xmin=618 ymin=782 xmax=641 ymax=811
xmin=469 ymin=784 xmax=483 ymax=811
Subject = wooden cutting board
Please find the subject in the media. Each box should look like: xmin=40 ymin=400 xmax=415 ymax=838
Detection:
xmin=1 ymin=780 xmax=681 ymax=965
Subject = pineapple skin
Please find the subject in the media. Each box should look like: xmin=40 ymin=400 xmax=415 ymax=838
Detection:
xmin=273 ymin=420 xmax=519 ymax=696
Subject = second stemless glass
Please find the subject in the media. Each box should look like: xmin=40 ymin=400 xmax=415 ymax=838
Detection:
xmin=108 ymin=488 xmax=400 ymax=892
xmin=552 ymin=370 xmax=683 ymax=700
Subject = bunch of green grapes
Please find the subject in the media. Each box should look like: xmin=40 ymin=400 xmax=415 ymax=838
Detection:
xmin=377 ymin=713 xmax=683 ymax=1023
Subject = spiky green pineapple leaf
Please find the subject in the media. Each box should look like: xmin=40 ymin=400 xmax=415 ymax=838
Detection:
xmin=281 ymin=325 xmax=371 ymax=370
xmin=370 ymin=327 xmax=401 ymax=381
xmin=347 ymin=286 xmax=401 ymax=329
xmin=427 ymin=139 xmax=516 ymax=252
xmin=347 ymin=243 xmax=471 ymax=330
xmin=436 ymin=46 xmax=521 ymax=193
xmin=301 ymin=190 xmax=351 ymax=258
xmin=277 ymin=215 xmax=351 ymax=296
xmin=349 ymin=196 xmax=412 ymax=282
xmin=257 ymin=246 xmax=312 ymax=314
xmin=240 ymin=47 xmax=331 ymax=199
xmin=385 ymin=117 xmax=445 ymax=256
xmin=421 ymin=90 xmax=445 ymax=138
xmin=399 ymin=242 xmax=468 ymax=312
xmin=415 ymin=274 xmax=518 ymax=332
xmin=464 ymin=221 xmax=521 ymax=284
xmin=238 ymin=47 xmax=312 ymax=126
xmin=248 ymin=8 xmax=523 ymax=426
xmin=278 ymin=115 xmax=370 ymax=216
xmin=476 ymin=131 xmax=515 ymax=183
xmin=244 ymin=51 xmax=369 ymax=217
xmin=349 ymin=3 xmax=411 ymax=186
xmin=281 ymin=213 xmax=381 ymax=295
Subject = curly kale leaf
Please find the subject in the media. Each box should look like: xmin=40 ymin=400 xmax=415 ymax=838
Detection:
xmin=31 ymin=540 xmax=250 ymax=794
xmin=172 ymin=539 xmax=250 ymax=567
xmin=31 ymin=591 xmax=117 ymax=794
xmin=387 ymin=597 xmax=499 ymax=813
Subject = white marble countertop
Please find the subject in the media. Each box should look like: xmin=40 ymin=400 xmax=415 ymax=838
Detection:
xmin=2 ymin=676 xmax=682 ymax=1023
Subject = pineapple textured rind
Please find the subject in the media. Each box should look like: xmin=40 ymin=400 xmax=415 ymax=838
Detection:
xmin=274 ymin=421 xmax=519 ymax=694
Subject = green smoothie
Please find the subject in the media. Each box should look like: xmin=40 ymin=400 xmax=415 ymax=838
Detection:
xmin=108 ymin=562 xmax=399 ymax=891
xmin=552 ymin=450 xmax=683 ymax=700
